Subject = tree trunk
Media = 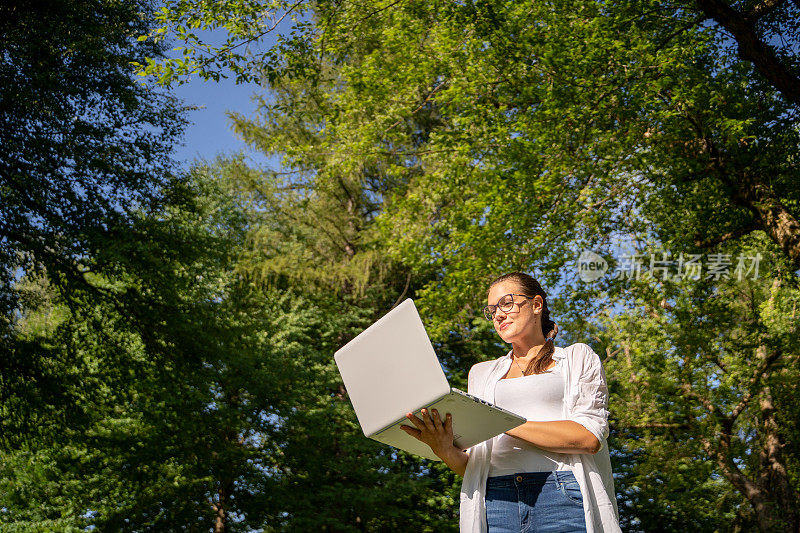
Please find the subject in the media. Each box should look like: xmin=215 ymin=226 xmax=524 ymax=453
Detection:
xmin=756 ymin=387 xmax=800 ymax=532
xmin=721 ymin=171 xmax=800 ymax=270
xmin=704 ymin=436 xmax=779 ymax=532
xmin=213 ymin=480 xmax=232 ymax=533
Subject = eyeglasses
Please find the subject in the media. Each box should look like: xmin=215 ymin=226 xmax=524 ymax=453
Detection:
xmin=483 ymin=294 xmax=534 ymax=321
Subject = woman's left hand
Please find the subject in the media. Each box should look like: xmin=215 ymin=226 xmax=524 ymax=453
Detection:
xmin=400 ymin=408 xmax=455 ymax=458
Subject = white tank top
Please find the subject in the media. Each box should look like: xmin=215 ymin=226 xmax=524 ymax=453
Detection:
xmin=488 ymin=358 xmax=572 ymax=476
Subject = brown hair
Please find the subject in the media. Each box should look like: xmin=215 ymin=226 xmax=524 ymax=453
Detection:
xmin=489 ymin=271 xmax=559 ymax=375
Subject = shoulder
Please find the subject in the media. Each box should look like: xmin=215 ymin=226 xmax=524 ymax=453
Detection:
xmin=564 ymin=342 xmax=600 ymax=360
xmin=468 ymin=352 xmax=509 ymax=380
xmin=468 ymin=357 xmax=502 ymax=378
xmin=562 ymin=343 xmax=604 ymax=373
xmin=466 ymin=354 xmax=509 ymax=395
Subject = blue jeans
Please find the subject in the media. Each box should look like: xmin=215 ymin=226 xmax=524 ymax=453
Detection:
xmin=485 ymin=471 xmax=587 ymax=533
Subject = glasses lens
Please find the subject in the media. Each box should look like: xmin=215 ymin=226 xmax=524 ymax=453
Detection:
xmin=498 ymin=295 xmax=515 ymax=312
xmin=483 ymin=306 xmax=494 ymax=320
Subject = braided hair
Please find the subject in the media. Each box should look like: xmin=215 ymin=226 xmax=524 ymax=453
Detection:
xmin=489 ymin=271 xmax=559 ymax=375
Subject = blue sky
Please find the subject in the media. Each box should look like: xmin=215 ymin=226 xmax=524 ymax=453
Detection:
xmin=170 ymin=76 xmax=272 ymax=168
xmin=161 ymin=27 xmax=281 ymax=170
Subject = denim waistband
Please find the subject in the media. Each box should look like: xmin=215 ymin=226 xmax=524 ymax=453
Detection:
xmin=486 ymin=471 xmax=576 ymax=488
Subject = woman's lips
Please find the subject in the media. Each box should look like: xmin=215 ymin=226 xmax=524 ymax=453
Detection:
xmin=499 ymin=322 xmax=511 ymax=331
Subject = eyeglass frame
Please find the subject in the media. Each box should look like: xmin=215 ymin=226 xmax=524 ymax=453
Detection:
xmin=483 ymin=293 xmax=536 ymax=321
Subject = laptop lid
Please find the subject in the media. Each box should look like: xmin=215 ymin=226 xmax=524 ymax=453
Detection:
xmin=333 ymin=299 xmax=451 ymax=437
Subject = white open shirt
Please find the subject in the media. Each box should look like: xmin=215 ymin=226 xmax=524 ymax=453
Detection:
xmin=459 ymin=343 xmax=621 ymax=533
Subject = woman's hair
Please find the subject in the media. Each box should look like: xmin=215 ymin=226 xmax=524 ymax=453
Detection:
xmin=489 ymin=271 xmax=559 ymax=375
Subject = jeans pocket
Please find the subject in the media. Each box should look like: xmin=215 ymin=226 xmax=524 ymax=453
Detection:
xmin=560 ymin=479 xmax=584 ymax=506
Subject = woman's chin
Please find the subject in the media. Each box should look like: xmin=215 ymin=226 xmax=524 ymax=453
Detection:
xmin=497 ymin=329 xmax=515 ymax=343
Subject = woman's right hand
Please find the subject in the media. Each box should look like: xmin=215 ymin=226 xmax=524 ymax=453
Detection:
xmin=400 ymin=408 xmax=469 ymax=476
xmin=399 ymin=408 xmax=455 ymax=458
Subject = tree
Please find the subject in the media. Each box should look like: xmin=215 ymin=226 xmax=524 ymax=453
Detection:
xmin=204 ymin=118 xmax=467 ymax=529
xmin=0 ymin=0 xmax=188 ymax=480
xmin=586 ymin=234 xmax=800 ymax=532
xmin=139 ymin=0 xmax=800 ymax=272
xmin=0 ymin=0 xmax=185 ymax=321
xmin=0 ymin=167 xmax=254 ymax=530
xmin=0 ymin=1 xmax=261 ymax=530
xmin=140 ymin=0 xmax=800 ymax=529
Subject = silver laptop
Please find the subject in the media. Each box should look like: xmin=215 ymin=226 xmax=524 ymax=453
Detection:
xmin=333 ymin=298 xmax=526 ymax=461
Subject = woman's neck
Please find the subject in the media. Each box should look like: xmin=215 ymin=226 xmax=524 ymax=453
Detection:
xmin=511 ymin=337 xmax=548 ymax=360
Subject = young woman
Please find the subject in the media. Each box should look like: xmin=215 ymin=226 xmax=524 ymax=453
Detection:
xmin=400 ymin=272 xmax=620 ymax=533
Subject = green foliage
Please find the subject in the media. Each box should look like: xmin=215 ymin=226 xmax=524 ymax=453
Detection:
xmin=596 ymin=234 xmax=800 ymax=531
xmin=8 ymin=0 xmax=800 ymax=530
xmin=134 ymin=0 xmax=316 ymax=86
xmin=2 ymin=170 xmax=247 ymax=528
xmin=200 ymin=141 xmax=467 ymax=530
xmin=140 ymin=0 xmax=800 ymax=526
xmin=165 ymin=0 xmax=798 ymax=528
xmin=0 ymin=0 xmax=187 ymax=328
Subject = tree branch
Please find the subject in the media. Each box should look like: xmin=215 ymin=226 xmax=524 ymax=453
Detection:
xmin=681 ymin=382 xmax=721 ymax=420
xmin=219 ymin=0 xmax=305 ymax=54
xmin=745 ymin=0 xmax=789 ymax=20
xmin=654 ymin=16 xmax=705 ymax=52
xmin=697 ymin=138 xmax=800 ymax=270
xmin=390 ymin=272 xmax=412 ymax=310
xmin=723 ymin=171 xmax=800 ymax=270
xmin=730 ymin=346 xmax=782 ymax=422
xmin=694 ymin=0 xmax=800 ymax=106
xmin=700 ymin=435 xmax=775 ymax=529
xmin=384 ymin=78 xmax=449 ymax=134
xmin=355 ymin=0 xmax=406 ymax=25
xmin=693 ymin=220 xmax=759 ymax=249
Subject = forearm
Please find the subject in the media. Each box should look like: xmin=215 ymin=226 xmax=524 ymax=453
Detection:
xmin=504 ymin=420 xmax=601 ymax=454
xmin=437 ymin=445 xmax=469 ymax=477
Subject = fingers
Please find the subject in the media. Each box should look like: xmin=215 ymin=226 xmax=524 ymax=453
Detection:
xmin=405 ymin=409 xmax=452 ymax=435
xmin=435 ymin=410 xmax=454 ymax=439
xmin=430 ymin=409 xmax=451 ymax=431
xmin=402 ymin=410 xmax=455 ymax=453
xmin=405 ymin=412 xmax=425 ymax=430
xmin=400 ymin=424 xmax=422 ymax=439
xmin=420 ymin=408 xmax=436 ymax=431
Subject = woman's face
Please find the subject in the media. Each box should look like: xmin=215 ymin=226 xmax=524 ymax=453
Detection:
xmin=487 ymin=280 xmax=541 ymax=344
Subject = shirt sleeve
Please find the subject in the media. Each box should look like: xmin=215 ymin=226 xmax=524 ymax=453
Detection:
xmin=568 ymin=343 xmax=610 ymax=443
xmin=467 ymin=363 xmax=478 ymax=396
xmin=464 ymin=364 xmax=480 ymax=453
